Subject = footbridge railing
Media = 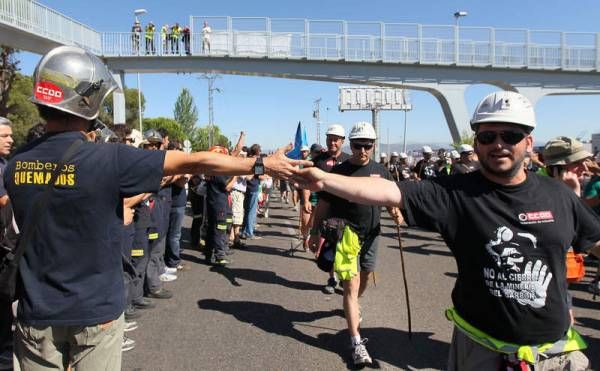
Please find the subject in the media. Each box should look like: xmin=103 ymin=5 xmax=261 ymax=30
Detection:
xmin=100 ymin=16 xmax=600 ymax=72
xmin=0 ymin=0 xmax=101 ymax=53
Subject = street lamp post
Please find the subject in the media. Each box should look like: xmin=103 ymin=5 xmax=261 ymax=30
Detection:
xmin=453 ymin=11 xmax=467 ymax=65
xmin=134 ymin=9 xmax=146 ymax=132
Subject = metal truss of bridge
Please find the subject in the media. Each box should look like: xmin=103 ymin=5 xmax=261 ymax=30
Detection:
xmin=2 ymin=1 xmax=600 ymax=140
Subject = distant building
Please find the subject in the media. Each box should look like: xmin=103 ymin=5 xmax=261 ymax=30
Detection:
xmin=591 ymin=133 xmax=600 ymax=154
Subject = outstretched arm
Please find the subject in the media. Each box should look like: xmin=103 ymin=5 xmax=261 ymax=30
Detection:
xmin=294 ymin=167 xmax=402 ymax=207
xmin=163 ymin=144 xmax=310 ymax=180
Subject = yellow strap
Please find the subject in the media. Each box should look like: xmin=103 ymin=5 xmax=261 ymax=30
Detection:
xmin=446 ymin=307 xmax=587 ymax=364
xmin=148 ymin=233 xmax=159 ymax=240
xmin=217 ymin=224 xmax=227 ymax=230
xmin=131 ymin=249 xmax=144 ymax=257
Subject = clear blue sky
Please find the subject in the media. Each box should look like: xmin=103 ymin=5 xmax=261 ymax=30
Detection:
xmin=15 ymin=0 xmax=600 ymax=150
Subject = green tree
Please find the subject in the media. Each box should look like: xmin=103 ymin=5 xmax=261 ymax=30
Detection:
xmin=143 ymin=117 xmax=186 ymax=142
xmin=451 ymin=130 xmax=475 ymax=149
xmin=6 ymin=73 xmax=42 ymax=147
xmin=192 ymin=124 xmax=230 ymax=151
xmin=99 ymin=88 xmax=145 ymax=128
xmin=0 ymin=46 xmax=20 ymax=117
xmin=173 ymin=88 xmax=198 ymax=136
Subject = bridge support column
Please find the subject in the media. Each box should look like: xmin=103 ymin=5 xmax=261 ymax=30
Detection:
xmin=430 ymin=85 xmax=472 ymax=143
xmin=111 ymin=71 xmax=126 ymax=125
xmin=386 ymin=82 xmax=472 ymax=143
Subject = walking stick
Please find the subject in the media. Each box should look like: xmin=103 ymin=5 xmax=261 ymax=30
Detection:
xmin=593 ymin=260 xmax=599 ymax=301
xmin=396 ymin=224 xmax=412 ymax=339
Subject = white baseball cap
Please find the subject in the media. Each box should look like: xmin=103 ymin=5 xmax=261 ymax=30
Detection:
xmin=399 ymin=152 xmax=408 ymax=159
xmin=300 ymin=145 xmax=309 ymax=151
xmin=422 ymin=145 xmax=433 ymax=154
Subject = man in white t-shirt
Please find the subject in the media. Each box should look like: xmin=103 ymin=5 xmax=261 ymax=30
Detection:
xmin=202 ymin=21 xmax=212 ymax=54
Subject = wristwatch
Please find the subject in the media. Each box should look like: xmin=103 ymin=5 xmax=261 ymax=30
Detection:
xmin=253 ymin=156 xmax=265 ymax=176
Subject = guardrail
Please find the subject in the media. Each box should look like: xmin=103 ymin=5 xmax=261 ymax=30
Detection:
xmin=0 ymin=0 xmax=101 ymax=53
xmin=101 ymin=16 xmax=600 ymax=72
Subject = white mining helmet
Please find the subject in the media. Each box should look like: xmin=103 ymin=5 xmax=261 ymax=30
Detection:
xmin=325 ymin=124 xmax=345 ymax=138
xmin=348 ymin=121 xmax=376 ymax=140
xmin=470 ymin=91 xmax=536 ymax=131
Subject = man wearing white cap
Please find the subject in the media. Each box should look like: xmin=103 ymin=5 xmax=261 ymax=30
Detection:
xmin=453 ymin=143 xmax=479 ymax=174
xmin=388 ymin=152 xmax=400 ymax=181
xmin=307 ymin=124 xmax=351 ymax=294
xmin=309 ymin=122 xmax=402 ymax=366
xmin=413 ymin=145 xmax=437 ymax=180
xmin=295 ymin=91 xmax=599 ymax=370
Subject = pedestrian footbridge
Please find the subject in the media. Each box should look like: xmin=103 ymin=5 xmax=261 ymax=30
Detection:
xmin=2 ymin=0 xmax=600 ymax=140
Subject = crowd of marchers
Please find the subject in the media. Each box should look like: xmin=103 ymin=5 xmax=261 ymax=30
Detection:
xmin=0 ymin=44 xmax=599 ymax=371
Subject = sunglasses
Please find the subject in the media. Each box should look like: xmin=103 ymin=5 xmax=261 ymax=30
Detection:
xmin=476 ymin=131 xmax=526 ymax=145
xmin=351 ymin=142 xmax=374 ymax=151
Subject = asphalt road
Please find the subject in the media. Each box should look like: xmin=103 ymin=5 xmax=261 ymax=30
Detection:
xmin=122 ymin=193 xmax=600 ymax=371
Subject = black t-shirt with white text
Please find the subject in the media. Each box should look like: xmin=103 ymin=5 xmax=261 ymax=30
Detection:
xmin=322 ymin=160 xmax=391 ymax=239
xmin=413 ymin=158 xmax=437 ymax=180
xmin=5 ymin=131 xmax=164 ymax=326
xmin=398 ymin=171 xmax=600 ymax=344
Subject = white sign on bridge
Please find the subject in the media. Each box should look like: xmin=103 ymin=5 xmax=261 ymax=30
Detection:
xmin=339 ymin=87 xmax=412 ymax=111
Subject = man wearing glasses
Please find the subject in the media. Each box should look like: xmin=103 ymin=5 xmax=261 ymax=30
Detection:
xmin=295 ymin=91 xmax=600 ymax=370
xmin=309 ymin=122 xmax=402 ymax=366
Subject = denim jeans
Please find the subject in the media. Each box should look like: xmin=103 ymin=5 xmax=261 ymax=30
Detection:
xmin=242 ymin=191 xmax=259 ymax=238
xmin=165 ymin=206 xmax=185 ymax=268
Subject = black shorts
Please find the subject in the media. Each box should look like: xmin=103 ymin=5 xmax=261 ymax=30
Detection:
xmin=358 ymin=234 xmax=380 ymax=272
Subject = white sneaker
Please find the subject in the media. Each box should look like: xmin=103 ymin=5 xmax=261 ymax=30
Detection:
xmin=352 ymin=339 xmax=372 ymax=365
xmin=164 ymin=267 xmax=177 ymax=274
xmin=159 ymin=273 xmax=177 ymax=282
xmin=124 ymin=321 xmax=138 ymax=332
xmin=122 ymin=336 xmax=136 ymax=352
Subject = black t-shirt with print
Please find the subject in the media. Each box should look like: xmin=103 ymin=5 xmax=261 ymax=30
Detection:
xmin=322 ymin=160 xmax=391 ymax=239
xmin=413 ymin=158 xmax=437 ymax=180
xmin=5 ymin=131 xmax=164 ymax=326
xmin=398 ymin=171 xmax=600 ymax=344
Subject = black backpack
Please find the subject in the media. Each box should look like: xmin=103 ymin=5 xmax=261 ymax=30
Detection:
xmin=316 ymin=218 xmax=346 ymax=272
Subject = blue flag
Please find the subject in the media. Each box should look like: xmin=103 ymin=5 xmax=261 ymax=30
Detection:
xmin=287 ymin=121 xmax=308 ymax=160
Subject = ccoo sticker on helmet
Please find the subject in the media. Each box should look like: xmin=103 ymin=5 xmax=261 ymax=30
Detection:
xmin=34 ymin=81 xmax=64 ymax=104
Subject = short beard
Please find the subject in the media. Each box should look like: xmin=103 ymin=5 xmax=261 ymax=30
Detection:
xmin=479 ymin=153 xmax=525 ymax=179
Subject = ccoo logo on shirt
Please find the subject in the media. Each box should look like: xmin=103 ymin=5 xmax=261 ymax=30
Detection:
xmin=518 ymin=211 xmax=554 ymax=225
